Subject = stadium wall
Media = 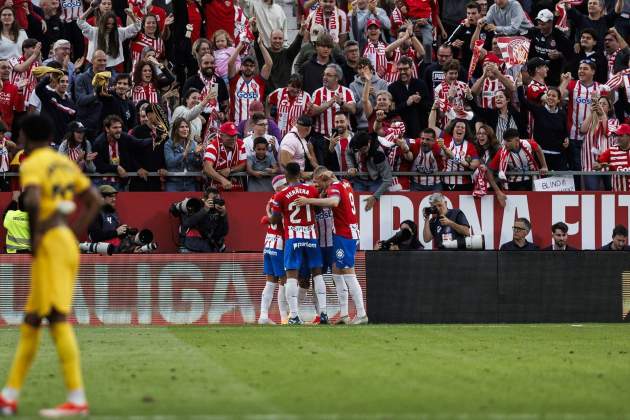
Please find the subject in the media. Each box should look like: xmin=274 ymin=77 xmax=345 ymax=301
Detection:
xmin=0 ymin=253 xmax=367 ymax=326
xmin=0 ymin=192 xmax=629 ymax=252
xmin=366 ymin=251 xmax=628 ymax=323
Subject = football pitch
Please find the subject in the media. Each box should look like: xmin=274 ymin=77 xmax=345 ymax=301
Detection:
xmin=1 ymin=324 xmax=630 ymax=419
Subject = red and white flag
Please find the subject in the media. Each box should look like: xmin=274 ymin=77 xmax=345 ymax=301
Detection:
xmin=468 ymin=39 xmax=486 ymax=81
xmin=496 ymin=36 xmax=531 ymax=69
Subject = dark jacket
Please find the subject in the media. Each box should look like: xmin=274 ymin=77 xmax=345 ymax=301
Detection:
xmin=181 ymin=73 xmax=229 ymax=110
xmin=388 ymin=78 xmax=431 ymax=138
xmin=92 ymin=132 xmax=152 ymax=174
xmin=88 ymin=206 xmax=121 ymax=242
xmin=542 ymin=244 xmax=578 ymax=250
xmin=127 ymin=124 xmax=167 ymax=192
xmin=567 ymin=49 xmax=608 ymax=84
xmin=600 ymin=242 xmax=630 ymax=250
xmin=300 ymin=54 xmax=337 ymax=95
xmin=345 ymin=140 xmax=393 ymax=199
xmin=98 ymin=93 xmax=136 ymax=132
xmin=517 ymin=87 xmax=568 ymax=153
xmin=180 ymin=208 xmax=229 ymax=252
xmin=72 ymin=67 xmax=103 ymax=132
xmin=471 ymin=100 xmax=527 ymax=140
xmin=500 ymin=240 xmax=539 ymax=250
xmin=309 ymin=131 xmax=341 ymax=172
xmin=36 ymin=77 xmax=77 ymax=144
xmin=527 ymin=27 xmax=573 ymax=86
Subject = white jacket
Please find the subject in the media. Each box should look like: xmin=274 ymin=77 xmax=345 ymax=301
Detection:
xmin=77 ymin=18 xmax=140 ymax=67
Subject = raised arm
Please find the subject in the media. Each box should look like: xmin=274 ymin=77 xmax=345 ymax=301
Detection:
xmin=227 ymin=42 xmax=246 ymax=79
xmin=257 ymin=37 xmax=273 ymax=80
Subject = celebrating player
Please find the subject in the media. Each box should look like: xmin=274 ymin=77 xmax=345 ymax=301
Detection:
xmin=0 ymin=115 xmax=102 ymax=417
xmin=295 ymin=166 xmax=368 ymax=325
xmin=258 ymin=175 xmax=289 ymax=325
xmin=270 ymin=162 xmax=324 ymax=325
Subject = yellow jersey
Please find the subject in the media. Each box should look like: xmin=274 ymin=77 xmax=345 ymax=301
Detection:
xmin=19 ymin=147 xmax=91 ymax=222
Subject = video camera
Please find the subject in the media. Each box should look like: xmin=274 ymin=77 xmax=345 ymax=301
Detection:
xmin=378 ymin=229 xmax=412 ymax=251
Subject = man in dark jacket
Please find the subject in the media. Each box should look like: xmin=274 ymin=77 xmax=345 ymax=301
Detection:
xmin=500 ymin=217 xmax=540 ymax=250
xmin=542 ymin=222 xmax=578 ymax=250
xmin=72 ymin=50 xmax=108 ymax=137
xmin=98 ymin=73 xmax=136 ymax=132
xmin=92 ymin=115 xmax=152 ymax=190
xmin=388 ymin=56 xmax=431 ymax=138
xmin=300 ymin=33 xmax=339 ymax=95
xmin=527 ymin=9 xmax=573 ymax=86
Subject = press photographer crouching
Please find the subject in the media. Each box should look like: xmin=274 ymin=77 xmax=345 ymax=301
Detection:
xmin=422 ymin=193 xmax=481 ymax=250
xmin=376 ymin=220 xmax=424 ymax=251
xmin=170 ymin=188 xmax=229 ymax=253
xmin=84 ymin=185 xmax=158 ymax=254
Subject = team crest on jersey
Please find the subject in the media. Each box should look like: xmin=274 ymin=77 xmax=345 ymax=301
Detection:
xmin=336 ymin=249 xmax=345 ymax=259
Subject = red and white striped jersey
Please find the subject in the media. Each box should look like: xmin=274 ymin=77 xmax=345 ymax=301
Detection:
xmin=363 ymin=41 xmax=388 ymax=77
xmin=598 ymin=146 xmax=630 ymax=191
xmin=9 ymin=55 xmax=39 ymax=109
xmin=583 ymin=118 xmax=608 ymax=170
xmin=271 ymin=183 xmax=319 ymax=240
xmin=441 ymin=134 xmax=478 ymax=185
xmin=488 ymin=139 xmax=540 ymax=183
xmin=61 ymin=0 xmax=82 ymax=22
xmin=326 ymin=180 xmax=359 ymax=240
xmin=267 ymin=87 xmax=312 ymax=138
xmin=384 ymin=47 xmax=418 ymax=83
xmin=566 ymin=79 xmax=610 ymax=140
xmin=526 ymin=79 xmax=548 ymax=135
xmin=607 ymin=69 xmax=630 ymax=105
xmin=434 ymin=80 xmax=468 ymax=108
xmin=315 ymin=207 xmax=334 ymax=247
xmin=409 ymin=139 xmax=442 ymax=186
xmin=264 ymin=199 xmax=284 ymax=250
xmin=311 ymin=84 xmax=355 ymax=137
xmin=203 ymin=136 xmax=247 ymax=191
xmin=480 ymin=76 xmax=512 ymax=109
xmin=229 ymin=74 xmax=266 ymax=125
xmin=130 ymin=33 xmax=165 ymax=70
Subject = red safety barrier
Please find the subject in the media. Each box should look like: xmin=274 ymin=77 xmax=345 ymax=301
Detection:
xmin=0 ymin=192 xmax=629 ymax=252
xmin=0 ymin=253 xmax=367 ymax=326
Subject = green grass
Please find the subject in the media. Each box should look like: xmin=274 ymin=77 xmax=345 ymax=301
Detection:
xmin=1 ymin=325 xmax=630 ymax=419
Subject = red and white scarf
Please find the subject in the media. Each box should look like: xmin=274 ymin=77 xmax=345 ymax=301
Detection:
xmin=132 ymin=82 xmax=159 ymax=104
xmin=607 ymin=69 xmax=630 ymax=104
xmin=363 ymin=41 xmax=388 ymax=77
xmin=313 ymin=5 xmax=340 ymax=43
xmin=131 ymin=33 xmax=164 ymax=68
xmin=67 ymin=143 xmax=83 ymax=163
xmin=378 ymin=121 xmax=406 ymax=191
xmin=472 ymin=166 xmax=489 ymax=197
xmin=498 ymin=140 xmax=538 ymax=186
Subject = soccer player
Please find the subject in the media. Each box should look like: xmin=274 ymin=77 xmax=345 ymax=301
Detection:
xmin=270 ymin=162 xmax=323 ymax=325
xmin=295 ymin=167 xmax=368 ymax=325
xmin=0 ymin=115 xmax=102 ymax=417
xmin=258 ymin=175 xmax=289 ymax=325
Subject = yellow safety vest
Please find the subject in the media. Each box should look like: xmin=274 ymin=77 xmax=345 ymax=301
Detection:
xmin=3 ymin=210 xmax=30 ymax=253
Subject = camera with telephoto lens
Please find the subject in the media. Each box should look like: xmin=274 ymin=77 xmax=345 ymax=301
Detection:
xmin=118 ymin=228 xmax=158 ymax=253
xmin=170 ymin=197 xmax=204 ymax=216
xmin=208 ymin=197 xmax=225 ymax=213
xmin=378 ymin=228 xmax=412 ymax=250
xmin=441 ymin=234 xmax=485 ymax=250
xmin=79 ymin=242 xmax=114 ymax=256
xmin=423 ymin=206 xmax=439 ymax=218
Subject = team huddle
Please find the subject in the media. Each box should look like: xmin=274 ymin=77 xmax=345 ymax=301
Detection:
xmin=258 ymin=162 xmax=367 ymax=325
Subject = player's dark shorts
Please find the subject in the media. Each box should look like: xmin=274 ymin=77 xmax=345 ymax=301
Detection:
xmin=333 ymin=235 xmax=358 ymax=269
xmin=284 ymin=238 xmax=322 ymax=271
xmin=263 ymin=248 xmax=285 ymax=277
xmin=299 ymin=246 xmax=333 ymax=278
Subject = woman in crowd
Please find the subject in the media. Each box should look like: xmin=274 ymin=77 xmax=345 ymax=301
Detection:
xmin=131 ymin=57 xmax=174 ymax=104
xmin=0 ymin=7 xmax=27 ymax=60
xmin=580 ymin=94 xmax=617 ymax=190
xmin=58 ymin=121 xmax=97 ymax=173
xmin=517 ymin=85 xmax=569 ymax=171
xmin=170 ymin=88 xmax=212 ymax=142
xmin=369 ymin=90 xmax=403 ymax=135
xmin=164 ymin=117 xmax=203 ymax=191
xmin=473 ymin=124 xmax=500 ymax=166
xmin=86 ymin=0 xmax=122 ymax=26
xmin=77 ymin=6 xmax=140 ymax=69
xmin=130 ymin=14 xmax=167 ymax=69
xmin=472 ymin=89 xmax=525 ymax=143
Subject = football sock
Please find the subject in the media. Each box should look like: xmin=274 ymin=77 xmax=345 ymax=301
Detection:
xmin=298 ymin=286 xmax=307 ymax=305
xmin=285 ymin=278 xmax=299 ymax=318
xmin=5 ymin=323 xmax=42 ymax=392
xmin=344 ymin=274 xmax=366 ymax=318
xmin=278 ymin=285 xmax=288 ymax=323
xmin=67 ymin=389 xmax=87 ymax=406
xmin=313 ymin=275 xmax=327 ymax=314
xmin=50 ymin=322 xmax=84 ymax=392
xmin=332 ymin=274 xmax=349 ymax=317
xmin=260 ymin=281 xmax=277 ymax=319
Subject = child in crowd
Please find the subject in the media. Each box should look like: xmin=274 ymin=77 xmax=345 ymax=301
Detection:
xmin=247 ymin=137 xmax=278 ymax=192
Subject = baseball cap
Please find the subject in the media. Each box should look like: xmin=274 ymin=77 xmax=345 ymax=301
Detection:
xmin=296 ymin=114 xmax=313 ymax=127
xmin=241 ymin=55 xmax=256 ymax=65
xmin=366 ymin=18 xmax=381 ymax=29
xmin=536 ymin=9 xmax=554 ymax=23
xmin=614 ymin=124 xmax=630 ymax=136
xmin=53 ymin=39 xmax=71 ymax=50
xmin=219 ymin=122 xmax=239 ymax=136
xmin=99 ymin=185 xmax=118 ymax=195
xmin=527 ymin=56 xmax=549 ymax=73
xmin=482 ymin=53 xmax=503 ymax=66
xmin=68 ymin=121 xmax=87 ymax=133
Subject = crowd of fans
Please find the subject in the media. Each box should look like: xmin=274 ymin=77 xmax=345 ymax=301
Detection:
xmin=0 ymin=0 xmax=628 ymax=200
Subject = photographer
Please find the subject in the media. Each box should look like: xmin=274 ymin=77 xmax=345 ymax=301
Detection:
xmin=170 ymin=188 xmax=229 ymax=253
xmin=376 ymin=220 xmax=424 ymax=251
xmin=422 ymin=193 xmax=471 ymax=249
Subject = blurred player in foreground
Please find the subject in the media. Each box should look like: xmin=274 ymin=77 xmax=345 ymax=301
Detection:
xmin=0 ymin=115 xmax=102 ymax=417
xmin=296 ymin=167 xmax=368 ymax=325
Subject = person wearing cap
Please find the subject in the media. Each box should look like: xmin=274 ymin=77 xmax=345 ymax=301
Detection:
xmin=203 ymin=121 xmax=247 ymax=191
xmin=348 ymin=0 xmax=390 ymax=52
xmin=470 ymin=53 xmax=515 ymax=109
xmin=524 ymin=57 xmax=549 ymax=104
xmin=58 ymin=121 xmax=97 ymax=173
xmin=568 ymin=28 xmax=608 ymax=84
xmin=43 ymin=40 xmax=76 ymax=85
xmin=526 ymin=9 xmax=572 ymax=86
xmin=279 ymin=113 xmax=319 ymax=173
xmin=226 ymin=36 xmax=272 ymax=125
xmin=35 ymin=67 xmax=76 ymax=144
xmin=88 ymin=184 xmax=127 ymax=249
xmin=361 ymin=18 xmax=388 ymax=78
xmin=482 ymin=0 xmax=533 ymax=36
xmin=596 ymin=124 xmax=630 ymax=191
